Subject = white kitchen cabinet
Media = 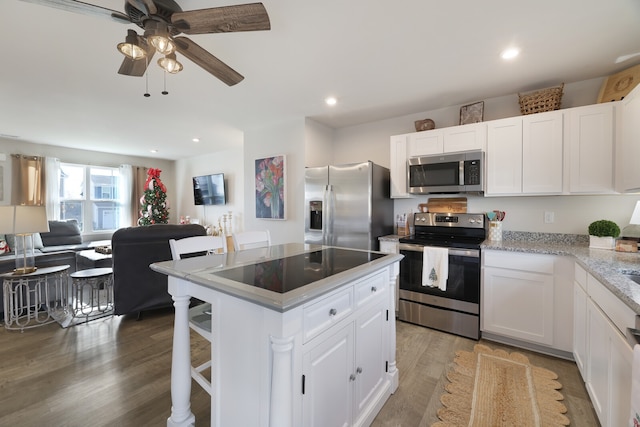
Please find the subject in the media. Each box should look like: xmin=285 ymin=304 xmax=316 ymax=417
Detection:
xmin=302 ymin=323 xmax=353 ymax=427
xmin=486 ymin=117 xmax=523 ymax=195
xmin=573 ymin=264 xmax=635 ymax=427
xmin=442 ymin=122 xmax=487 ymax=153
xmin=486 ymin=112 xmax=563 ymax=196
xmin=565 ymin=103 xmax=616 ymax=194
xmin=389 ymin=134 xmax=412 ymax=198
xmin=522 ymin=111 xmax=564 ymax=194
xmin=482 ymin=251 xmax=574 ymax=353
xmin=353 ymin=301 xmax=387 ymax=424
xmin=406 ymin=122 xmax=486 ymax=158
xmin=618 ymin=83 xmax=640 ymax=192
xmin=573 ymin=263 xmax=588 ymax=377
xmin=302 ymin=272 xmax=391 ymax=427
xmin=408 ymin=129 xmax=443 ymax=157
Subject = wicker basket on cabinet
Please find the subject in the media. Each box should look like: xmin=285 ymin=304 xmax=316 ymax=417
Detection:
xmin=518 ymin=83 xmax=564 ymax=115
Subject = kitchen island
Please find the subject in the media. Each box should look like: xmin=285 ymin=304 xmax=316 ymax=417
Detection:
xmin=150 ymin=243 xmax=403 ymax=427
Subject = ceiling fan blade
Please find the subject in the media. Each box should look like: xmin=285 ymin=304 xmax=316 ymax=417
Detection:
xmin=174 ymin=37 xmax=244 ymax=86
xmin=117 ymin=39 xmax=156 ymax=77
xmin=18 ymin=0 xmax=130 ymax=23
xmin=171 ymin=3 xmax=270 ymax=34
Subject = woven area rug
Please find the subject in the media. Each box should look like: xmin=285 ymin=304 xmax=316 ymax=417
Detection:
xmin=433 ymin=344 xmax=570 ymax=427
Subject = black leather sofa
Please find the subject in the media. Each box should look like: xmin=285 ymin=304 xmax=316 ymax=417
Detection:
xmin=111 ymin=223 xmax=206 ymax=316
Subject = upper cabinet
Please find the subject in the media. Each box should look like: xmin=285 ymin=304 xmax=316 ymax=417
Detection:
xmin=565 ymin=103 xmax=616 ymax=194
xmin=407 ymin=122 xmax=486 ymax=157
xmin=617 ymin=83 xmax=640 ymax=193
xmin=389 ymin=134 xmax=413 ymax=198
xmin=391 ymin=98 xmax=621 ymax=198
xmin=486 ymin=111 xmax=563 ymax=196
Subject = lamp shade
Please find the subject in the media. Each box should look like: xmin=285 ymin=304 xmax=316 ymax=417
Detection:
xmin=13 ymin=206 xmax=49 ymax=234
xmin=0 ymin=206 xmax=16 ymax=234
xmin=629 ymin=201 xmax=640 ymax=225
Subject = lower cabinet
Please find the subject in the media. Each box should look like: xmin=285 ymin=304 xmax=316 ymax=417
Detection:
xmin=301 ymin=276 xmax=391 ymax=427
xmin=573 ymin=263 xmax=634 ymax=427
xmin=481 ymin=250 xmax=573 ymax=353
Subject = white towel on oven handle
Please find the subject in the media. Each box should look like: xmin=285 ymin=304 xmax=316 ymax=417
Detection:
xmin=630 ymin=344 xmax=640 ymax=427
xmin=422 ymin=247 xmax=448 ymax=291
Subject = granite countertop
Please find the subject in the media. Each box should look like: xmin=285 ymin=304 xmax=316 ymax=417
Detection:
xmin=482 ymin=231 xmax=640 ymax=315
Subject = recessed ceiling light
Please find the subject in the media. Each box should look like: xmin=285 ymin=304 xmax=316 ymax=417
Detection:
xmin=150 ymin=149 xmax=158 ymax=153
xmin=325 ymin=96 xmax=337 ymax=106
xmin=192 ymin=138 xmax=200 ymax=143
xmin=501 ymin=48 xmax=520 ymax=60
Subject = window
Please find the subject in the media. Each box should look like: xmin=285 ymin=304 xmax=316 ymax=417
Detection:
xmin=59 ymin=163 xmax=122 ymax=232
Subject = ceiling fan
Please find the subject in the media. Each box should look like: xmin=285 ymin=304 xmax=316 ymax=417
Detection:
xmin=19 ymin=0 xmax=271 ymax=86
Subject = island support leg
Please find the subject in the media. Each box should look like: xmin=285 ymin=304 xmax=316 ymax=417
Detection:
xmin=167 ymin=292 xmax=195 ymax=427
xmin=270 ymin=335 xmax=294 ymax=427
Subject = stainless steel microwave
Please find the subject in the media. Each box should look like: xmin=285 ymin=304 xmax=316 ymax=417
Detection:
xmin=408 ymin=150 xmax=484 ymax=194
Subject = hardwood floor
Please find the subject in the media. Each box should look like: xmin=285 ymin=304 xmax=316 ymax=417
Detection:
xmin=0 ymin=310 xmax=598 ymax=426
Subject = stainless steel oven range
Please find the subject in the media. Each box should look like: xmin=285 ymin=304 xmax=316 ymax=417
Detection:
xmin=398 ymin=212 xmax=487 ymax=339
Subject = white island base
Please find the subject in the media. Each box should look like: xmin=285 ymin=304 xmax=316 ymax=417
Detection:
xmin=154 ymin=244 xmax=401 ymax=427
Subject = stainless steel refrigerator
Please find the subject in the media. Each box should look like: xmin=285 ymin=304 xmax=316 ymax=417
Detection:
xmin=304 ymin=161 xmax=394 ymax=251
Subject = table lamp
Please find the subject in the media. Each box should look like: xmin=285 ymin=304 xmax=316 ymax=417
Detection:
xmin=621 ymin=201 xmax=640 ymax=252
xmin=0 ymin=205 xmax=50 ymax=274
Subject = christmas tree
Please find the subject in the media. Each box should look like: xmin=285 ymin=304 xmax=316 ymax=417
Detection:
xmin=138 ymin=168 xmax=169 ymax=225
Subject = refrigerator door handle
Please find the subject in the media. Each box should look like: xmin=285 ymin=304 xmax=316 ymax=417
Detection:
xmin=324 ymin=184 xmax=333 ymax=246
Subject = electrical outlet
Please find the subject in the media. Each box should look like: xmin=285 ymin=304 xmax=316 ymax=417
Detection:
xmin=544 ymin=211 xmax=555 ymax=223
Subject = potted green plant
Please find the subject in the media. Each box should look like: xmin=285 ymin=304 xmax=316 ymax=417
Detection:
xmin=588 ymin=219 xmax=620 ymax=249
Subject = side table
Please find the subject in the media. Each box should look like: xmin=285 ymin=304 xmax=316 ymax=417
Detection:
xmin=2 ymin=265 xmax=70 ymax=331
xmin=64 ymin=267 xmax=114 ymax=327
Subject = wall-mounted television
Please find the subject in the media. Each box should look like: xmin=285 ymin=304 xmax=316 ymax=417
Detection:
xmin=193 ymin=173 xmax=226 ymax=205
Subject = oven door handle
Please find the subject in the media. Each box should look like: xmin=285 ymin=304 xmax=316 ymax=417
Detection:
xmin=398 ymin=243 xmax=479 ymax=258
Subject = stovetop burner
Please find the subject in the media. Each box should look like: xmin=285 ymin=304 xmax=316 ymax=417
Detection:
xmin=399 ymin=212 xmax=487 ymax=249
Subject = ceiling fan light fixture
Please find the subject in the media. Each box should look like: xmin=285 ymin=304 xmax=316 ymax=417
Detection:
xmin=149 ymin=35 xmax=176 ymax=55
xmin=146 ymin=21 xmax=176 ymax=55
xmin=117 ymin=29 xmax=147 ymax=60
xmin=158 ymin=53 xmax=183 ymax=74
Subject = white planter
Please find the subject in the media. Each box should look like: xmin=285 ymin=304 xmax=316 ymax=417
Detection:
xmin=589 ymin=235 xmax=615 ymax=250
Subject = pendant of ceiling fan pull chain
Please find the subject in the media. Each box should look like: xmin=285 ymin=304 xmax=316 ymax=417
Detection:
xmin=144 ymin=93 xmax=150 ymax=97
xmin=162 ymin=91 xmax=168 ymax=95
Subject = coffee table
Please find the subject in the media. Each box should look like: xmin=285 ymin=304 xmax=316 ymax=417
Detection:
xmin=76 ymin=249 xmax=112 ymax=270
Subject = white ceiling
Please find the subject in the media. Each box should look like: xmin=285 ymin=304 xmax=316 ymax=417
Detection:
xmin=1 ymin=0 xmax=640 ymax=160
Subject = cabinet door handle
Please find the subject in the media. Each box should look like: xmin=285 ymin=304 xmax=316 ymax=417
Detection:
xmin=356 ymin=366 xmax=363 ymax=374
xmin=329 ymin=308 xmax=337 ymax=316
xmin=349 ymin=374 xmax=356 ymax=382
xmin=371 ymin=286 xmax=377 ymax=293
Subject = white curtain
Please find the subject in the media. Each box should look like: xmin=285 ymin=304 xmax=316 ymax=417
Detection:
xmin=119 ymin=164 xmax=133 ymax=228
xmin=45 ymin=157 xmax=60 ymax=220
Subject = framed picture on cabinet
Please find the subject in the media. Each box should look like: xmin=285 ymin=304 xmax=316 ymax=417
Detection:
xmin=459 ymin=101 xmax=484 ymax=125
xmin=255 ymin=155 xmax=286 ymax=220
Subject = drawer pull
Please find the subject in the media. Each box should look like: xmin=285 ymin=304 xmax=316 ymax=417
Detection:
xmin=329 ymin=308 xmax=337 ymax=316
xmin=371 ymin=286 xmax=377 ymax=293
